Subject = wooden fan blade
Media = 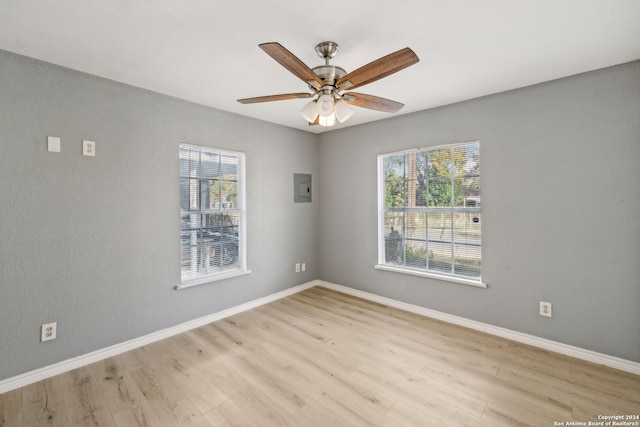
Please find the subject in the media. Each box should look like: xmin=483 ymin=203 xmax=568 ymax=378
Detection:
xmin=237 ymin=93 xmax=313 ymax=104
xmin=308 ymin=117 xmax=320 ymax=126
xmin=337 ymin=48 xmax=419 ymax=91
xmin=259 ymin=42 xmax=324 ymax=90
xmin=343 ymin=92 xmax=405 ymax=113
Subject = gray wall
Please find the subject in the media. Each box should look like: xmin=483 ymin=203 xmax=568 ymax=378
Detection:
xmin=318 ymin=61 xmax=640 ymax=362
xmin=1 ymin=49 xmax=638 ymax=382
xmin=0 ymin=50 xmax=318 ymax=380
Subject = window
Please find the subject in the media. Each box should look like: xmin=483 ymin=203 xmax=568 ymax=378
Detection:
xmin=179 ymin=144 xmax=248 ymax=288
xmin=376 ymin=142 xmax=483 ymax=287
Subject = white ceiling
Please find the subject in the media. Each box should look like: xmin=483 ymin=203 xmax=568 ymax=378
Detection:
xmin=1 ymin=0 xmax=639 ymax=134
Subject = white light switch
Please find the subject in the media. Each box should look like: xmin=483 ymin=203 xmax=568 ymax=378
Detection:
xmin=47 ymin=136 xmax=61 ymax=152
xmin=83 ymin=140 xmax=96 ymax=156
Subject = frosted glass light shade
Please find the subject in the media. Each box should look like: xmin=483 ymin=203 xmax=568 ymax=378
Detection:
xmin=300 ymin=100 xmax=318 ymax=122
xmin=334 ymin=100 xmax=354 ymax=123
xmin=316 ymin=94 xmax=334 ymax=117
xmin=318 ymin=114 xmax=336 ymax=127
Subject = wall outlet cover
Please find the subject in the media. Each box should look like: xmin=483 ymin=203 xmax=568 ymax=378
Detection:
xmin=540 ymin=301 xmax=552 ymax=317
xmin=83 ymin=140 xmax=96 ymax=156
xmin=47 ymin=136 xmax=61 ymax=152
xmin=41 ymin=322 xmax=57 ymax=342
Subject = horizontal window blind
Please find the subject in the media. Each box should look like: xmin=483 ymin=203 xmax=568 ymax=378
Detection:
xmin=180 ymin=144 xmax=246 ymax=284
xmin=378 ymin=142 xmax=481 ymax=281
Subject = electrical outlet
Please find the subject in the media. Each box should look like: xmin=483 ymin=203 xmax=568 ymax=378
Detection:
xmin=539 ymin=302 xmax=552 ymax=317
xmin=295 ymin=263 xmax=301 ymax=273
xmin=41 ymin=322 xmax=57 ymax=342
xmin=301 ymin=262 xmax=306 ymax=272
xmin=83 ymin=140 xmax=96 ymax=156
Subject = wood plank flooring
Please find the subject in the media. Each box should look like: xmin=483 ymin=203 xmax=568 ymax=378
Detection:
xmin=1 ymin=287 xmax=639 ymax=426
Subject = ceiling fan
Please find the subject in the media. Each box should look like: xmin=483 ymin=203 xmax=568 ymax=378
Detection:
xmin=237 ymin=41 xmax=419 ymax=127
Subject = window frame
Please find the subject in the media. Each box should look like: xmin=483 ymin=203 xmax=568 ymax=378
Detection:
xmin=375 ymin=141 xmax=486 ymax=288
xmin=177 ymin=143 xmax=250 ymax=290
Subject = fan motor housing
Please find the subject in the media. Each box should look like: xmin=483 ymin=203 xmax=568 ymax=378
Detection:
xmin=312 ymin=65 xmax=346 ymax=86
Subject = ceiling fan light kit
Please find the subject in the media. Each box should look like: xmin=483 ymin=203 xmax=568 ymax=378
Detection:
xmin=318 ymin=114 xmax=336 ymax=127
xmin=316 ymin=94 xmax=335 ymax=116
xmin=299 ymin=97 xmax=355 ymax=126
xmin=334 ymin=99 xmax=354 ymax=122
xmin=238 ymin=41 xmax=419 ymax=128
xmin=300 ymin=100 xmax=318 ymax=122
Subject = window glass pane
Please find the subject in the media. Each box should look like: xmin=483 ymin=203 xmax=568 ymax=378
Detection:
xmin=453 ymin=212 xmax=481 ymax=245
xmin=183 ymin=147 xmax=200 ymax=177
xmin=385 ymin=236 xmax=404 ymax=264
xmin=180 ymin=213 xmax=201 ymax=230
xmin=427 ymin=211 xmax=452 ymax=243
xmin=221 ymin=152 xmax=238 ymax=178
xmin=179 ymin=146 xmax=189 ymax=176
xmin=200 ymin=240 xmax=240 ymax=270
xmin=405 ymin=211 xmax=426 ymax=241
xmin=384 ymin=154 xmax=406 ymax=208
xmin=454 ymin=243 xmax=481 ymax=277
xmin=385 ymin=179 xmax=406 ymax=207
xmin=454 ymin=176 xmax=481 ymax=208
xmin=201 ymin=150 xmax=220 ymax=178
xmin=414 ymin=152 xmax=428 ymax=207
xmin=415 ymin=183 xmax=428 ymax=206
xmin=180 ymin=178 xmax=191 ymax=210
xmin=188 ymin=232 xmax=239 ymax=273
xmin=384 ymin=211 xmax=404 ymax=263
xmin=428 ymin=148 xmax=452 ymax=178
xmin=201 ymin=212 xmax=239 ymax=235
xmin=197 ymin=215 xmax=240 ymax=269
xmin=196 ymin=242 xmax=219 ymax=274
xmin=405 ymin=152 xmax=427 ymax=207
xmin=428 ymin=178 xmax=452 ymax=207
xmin=384 ymin=154 xmax=406 ymax=178
xmin=181 ymin=244 xmax=195 ymax=277
xmin=405 ymin=240 xmax=426 ymax=269
xmin=200 ymin=179 xmax=218 ymax=210
xmin=186 ymin=179 xmax=199 ymax=210
xmin=427 ymin=242 xmax=452 ymax=273
xmin=414 ymin=151 xmax=428 ymax=177
xmin=219 ymin=179 xmax=238 ymax=209
xmin=384 ymin=211 xmax=404 ymax=234
xmin=405 ymin=179 xmax=419 ymax=207
xmin=180 ymin=146 xmax=198 ymax=177
xmin=453 ymin=144 xmax=480 ymax=177
xmin=221 ymin=239 xmax=240 ymax=267
xmin=221 ymin=212 xmax=240 ymax=235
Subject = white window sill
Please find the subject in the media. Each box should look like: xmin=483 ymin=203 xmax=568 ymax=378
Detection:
xmin=176 ymin=269 xmax=252 ymax=290
xmin=374 ymin=264 xmax=487 ymax=288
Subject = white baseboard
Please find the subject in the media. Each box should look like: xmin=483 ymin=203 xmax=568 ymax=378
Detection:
xmin=316 ymin=280 xmax=640 ymax=376
xmin=2 ymin=278 xmax=638 ymax=394
xmin=0 ymin=281 xmax=317 ymax=394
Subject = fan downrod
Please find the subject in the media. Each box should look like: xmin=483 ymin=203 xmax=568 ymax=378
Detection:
xmin=310 ymin=42 xmax=346 ymax=87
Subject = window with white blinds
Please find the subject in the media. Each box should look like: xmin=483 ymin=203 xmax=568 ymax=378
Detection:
xmin=179 ymin=144 xmax=248 ymax=288
xmin=377 ymin=142 xmax=483 ymax=286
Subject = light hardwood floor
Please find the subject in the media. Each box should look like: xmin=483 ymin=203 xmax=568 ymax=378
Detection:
xmin=1 ymin=287 xmax=639 ymax=426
